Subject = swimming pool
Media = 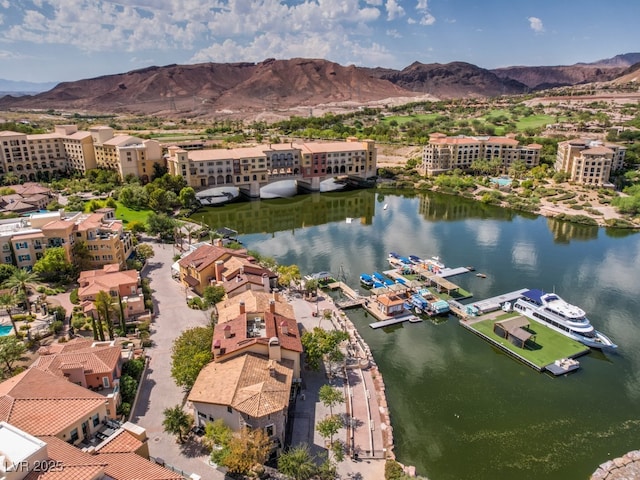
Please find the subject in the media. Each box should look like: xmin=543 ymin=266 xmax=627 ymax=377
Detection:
xmin=0 ymin=324 xmax=13 ymax=336
xmin=491 ymin=177 xmax=512 ymax=187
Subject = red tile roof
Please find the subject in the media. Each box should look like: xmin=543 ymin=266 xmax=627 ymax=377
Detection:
xmin=213 ymin=311 xmax=302 ymax=359
xmin=0 ymin=369 xmax=106 ymax=436
xmin=95 ymin=429 xmax=143 ymax=453
xmin=32 ymin=343 xmax=121 ymax=378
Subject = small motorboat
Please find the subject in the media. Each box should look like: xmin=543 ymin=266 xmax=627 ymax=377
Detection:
xmin=476 ymin=273 xmax=487 ymax=278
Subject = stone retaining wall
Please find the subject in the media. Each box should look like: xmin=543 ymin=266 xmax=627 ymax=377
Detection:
xmin=591 ymin=450 xmax=640 ymax=479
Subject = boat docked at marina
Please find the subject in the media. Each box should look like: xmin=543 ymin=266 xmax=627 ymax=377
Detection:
xmin=360 ymin=273 xmax=374 ymax=287
xmin=513 ymin=289 xmax=617 ymax=350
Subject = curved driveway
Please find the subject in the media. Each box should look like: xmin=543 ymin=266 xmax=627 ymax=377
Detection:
xmin=131 ymin=242 xmax=224 ymax=479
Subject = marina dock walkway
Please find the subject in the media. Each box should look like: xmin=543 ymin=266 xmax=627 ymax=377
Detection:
xmin=369 ymin=312 xmax=419 ymax=329
xmin=469 ymin=288 xmax=528 ymax=315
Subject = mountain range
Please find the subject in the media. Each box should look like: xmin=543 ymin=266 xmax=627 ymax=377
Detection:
xmin=1 ymin=53 xmax=638 ymax=120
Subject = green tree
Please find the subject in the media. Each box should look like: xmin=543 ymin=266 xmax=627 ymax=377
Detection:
xmin=508 ymin=160 xmax=527 ymax=179
xmin=276 ymin=264 xmax=301 ymax=290
xmin=119 ymin=374 xmax=138 ymax=404
xmin=0 ymin=264 xmax=17 ymax=284
xmin=202 ymin=285 xmax=225 ymax=309
xmin=205 ymin=418 xmax=233 ymax=448
xmin=136 ymin=243 xmax=155 ymax=262
xmin=33 ymin=247 xmax=74 ymax=283
xmin=223 ymin=427 xmax=271 ymax=475
xmin=146 ymin=212 xmax=177 ymax=241
xmin=71 ymin=241 xmax=92 ymax=273
xmin=162 ymin=405 xmax=192 ymax=443
xmin=301 ymin=328 xmax=349 ymax=371
xmin=316 ymin=414 xmax=342 ymax=447
xmin=94 ymin=290 xmax=118 ymax=340
xmin=0 ymin=292 xmax=19 ymax=337
xmin=0 ymin=336 xmax=26 ymax=375
xmin=319 ymin=384 xmax=344 ymax=416
xmin=277 ymin=444 xmax=317 ymax=480
xmin=179 ymin=187 xmax=198 ymax=210
xmin=3 ymin=269 xmax=39 ymax=313
xmin=170 ymin=326 xmax=213 ymax=390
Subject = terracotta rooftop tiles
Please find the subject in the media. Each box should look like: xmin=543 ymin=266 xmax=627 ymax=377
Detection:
xmin=100 ymin=452 xmax=185 ymax=480
xmin=216 ymin=290 xmax=293 ymax=323
xmin=0 ymin=369 xmax=107 ymax=436
xmin=96 ymin=429 xmax=143 ymax=453
xmin=31 ymin=344 xmax=121 ymax=378
xmin=189 ymin=353 xmax=293 ymax=418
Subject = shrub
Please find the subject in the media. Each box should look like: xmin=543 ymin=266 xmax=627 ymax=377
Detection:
xmin=69 ymin=289 xmax=80 ymax=304
xmin=187 ymin=297 xmax=205 ymax=310
xmin=50 ymin=320 xmax=64 ymax=335
xmin=385 ymin=459 xmax=405 ymax=480
xmin=71 ymin=316 xmax=86 ymax=330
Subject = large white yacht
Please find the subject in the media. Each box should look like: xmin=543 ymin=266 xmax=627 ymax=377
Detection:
xmin=513 ymin=289 xmax=617 ymax=349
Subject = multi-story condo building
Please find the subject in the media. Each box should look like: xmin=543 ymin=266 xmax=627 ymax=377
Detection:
xmin=555 ymin=138 xmax=625 ymax=186
xmin=166 ymin=138 xmax=377 ymax=197
xmin=90 ymin=126 xmax=162 ymax=181
xmin=419 ymin=133 xmax=541 ymax=176
xmin=55 ymin=124 xmax=97 ymax=175
xmin=0 ymin=125 xmax=164 ymax=183
xmin=0 ymin=131 xmax=67 ymax=182
xmin=1 ymin=208 xmax=133 ymax=270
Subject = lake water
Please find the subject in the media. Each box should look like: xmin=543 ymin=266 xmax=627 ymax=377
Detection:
xmin=197 ymin=189 xmax=640 ymax=480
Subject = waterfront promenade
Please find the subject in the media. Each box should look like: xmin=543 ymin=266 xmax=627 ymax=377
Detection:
xmin=289 ymin=293 xmax=394 ymax=478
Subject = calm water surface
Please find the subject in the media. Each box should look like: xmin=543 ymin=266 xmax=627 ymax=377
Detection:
xmin=198 ymin=189 xmax=640 ymax=480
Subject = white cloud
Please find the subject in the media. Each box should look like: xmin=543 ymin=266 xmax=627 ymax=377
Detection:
xmin=386 ymin=29 xmax=402 ymax=38
xmin=528 ymin=16 xmax=544 ymax=33
xmin=407 ymin=17 xmax=416 ymax=24
xmin=415 ymin=0 xmax=435 ymax=26
xmin=419 ymin=13 xmax=435 ymax=26
xmin=0 ymin=0 xmax=9 ymax=8
xmin=3 ymin=0 xmax=382 ymax=58
xmin=386 ymin=0 xmax=405 ymax=20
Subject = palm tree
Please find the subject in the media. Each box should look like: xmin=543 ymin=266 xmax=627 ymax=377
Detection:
xmin=162 ymin=405 xmax=192 ymax=444
xmin=94 ymin=291 xmax=117 ymax=340
xmin=0 ymin=292 xmax=19 ymax=336
xmin=3 ymin=269 xmax=39 ymax=314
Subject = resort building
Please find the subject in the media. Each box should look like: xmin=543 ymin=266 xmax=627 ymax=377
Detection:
xmin=555 ymin=138 xmax=626 ymax=186
xmin=0 ymin=125 xmax=164 ymax=184
xmin=55 ymin=124 xmax=97 ymax=175
xmin=1 ymin=208 xmax=133 ymax=270
xmin=166 ymin=138 xmax=377 ymax=197
xmin=78 ymin=264 xmax=146 ymax=321
xmin=177 ymin=240 xmax=277 ymax=297
xmin=91 ymin=126 xmax=163 ymax=182
xmin=188 ymin=353 xmax=294 ymax=454
xmin=419 ymin=133 xmax=541 ymax=176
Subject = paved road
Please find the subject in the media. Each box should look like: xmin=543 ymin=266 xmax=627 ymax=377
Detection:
xmin=130 ymin=242 xmax=224 ymax=479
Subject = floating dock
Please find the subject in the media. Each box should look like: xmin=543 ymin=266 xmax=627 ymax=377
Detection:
xmin=459 ymin=314 xmax=589 ymax=374
xmin=469 ymin=288 xmax=528 ymax=314
xmin=370 ymin=313 xmax=420 ymax=329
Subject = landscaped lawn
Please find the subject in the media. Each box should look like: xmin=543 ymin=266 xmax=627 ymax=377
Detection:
xmin=382 ymin=113 xmax=442 ymax=125
xmin=472 ymin=316 xmax=588 ymax=367
xmin=115 ymin=201 xmax=152 ymax=225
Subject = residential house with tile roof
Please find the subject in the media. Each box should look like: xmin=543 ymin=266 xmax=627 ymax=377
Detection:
xmin=212 ymin=297 xmax=302 ymax=380
xmin=215 ymin=290 xmax=293 ymax=324
xmin=30 ymin=338 xmax=124 ymax=414
xmin=0 ymin=368 xmax=116 ymax=445
xmin=188 ymin=353 xmax=293 ymax=453
xmin=178 ymin=240 xmax=277 ymax=297
xmin=0 ymin=420 xmax=185 ymax=480
xmin=78 ymin=264 xmax=145 ymax=321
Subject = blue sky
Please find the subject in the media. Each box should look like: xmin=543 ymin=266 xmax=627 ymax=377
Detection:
xmin=1 ymin=0 xmax=639 ymax=83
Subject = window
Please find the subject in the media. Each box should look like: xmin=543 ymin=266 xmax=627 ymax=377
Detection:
xmin=265 ymin=424 xmax=275 ymax=437
xmin=227 ymin=406 xmax=232 ymax=413
xmin=70 ymin=428 xmax=79 ymax=442
xmin=92 ymin=414 xmax=100 ymax=427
